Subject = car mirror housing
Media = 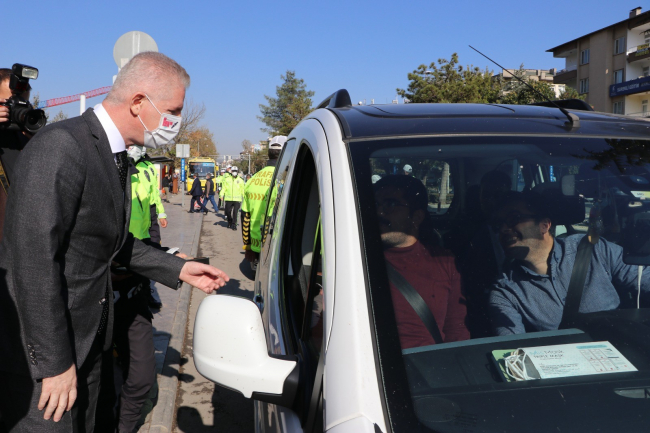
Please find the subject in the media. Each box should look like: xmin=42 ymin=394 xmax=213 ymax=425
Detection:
xmin=193 ymin=295 xmax=299 ymax=407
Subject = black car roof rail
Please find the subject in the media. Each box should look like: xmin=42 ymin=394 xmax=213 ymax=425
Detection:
xmin=529 ymin=99 xmax=594 ymax=112
xmin=316 ymin=89 xmax=352 ymax=109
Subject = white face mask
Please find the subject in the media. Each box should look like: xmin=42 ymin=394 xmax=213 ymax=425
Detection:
xmin=138 ymin=94 xmax=182 ymax=149
xmin=126 ymin=145 xmax=146 ymax=162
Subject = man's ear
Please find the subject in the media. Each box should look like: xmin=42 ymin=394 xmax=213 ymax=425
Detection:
xmin=412 ymin=209 xmax=425 ymax=229
xmin=130 ymin=93 xmax=147 ymax=117
xmin=540 ymin=218 xmax=552 ymax=235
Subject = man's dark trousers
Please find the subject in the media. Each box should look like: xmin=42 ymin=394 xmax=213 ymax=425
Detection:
xmin=224 ymin=201 xmax=240 ymax=226
xmin=114 ymin=285 xmax=155 ymax=433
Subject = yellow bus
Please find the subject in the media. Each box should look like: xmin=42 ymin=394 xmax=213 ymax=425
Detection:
xmin=186 ymin=157 xmax=218 ymax=188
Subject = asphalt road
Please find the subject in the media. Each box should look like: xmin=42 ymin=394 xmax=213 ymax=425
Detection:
xmin=173 ymin=207 xmax=256 ymax=432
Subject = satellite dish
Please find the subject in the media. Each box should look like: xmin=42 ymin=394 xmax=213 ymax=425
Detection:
xmin=113 ymin=31 xmax=158 ymax=69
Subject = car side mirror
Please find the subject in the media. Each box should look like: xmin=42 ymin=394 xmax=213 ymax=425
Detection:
xmin=193 ymin=295 xmax=299 ymax=407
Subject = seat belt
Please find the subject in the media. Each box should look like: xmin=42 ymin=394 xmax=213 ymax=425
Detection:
xmin=560 ymin=235 xmax=596 ymax=328
xmin=386 ymin=262 xmax=444 ymax=345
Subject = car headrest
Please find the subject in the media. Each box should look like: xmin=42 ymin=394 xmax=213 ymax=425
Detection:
xmin=532 ymin=178 xmax=585 ymax=226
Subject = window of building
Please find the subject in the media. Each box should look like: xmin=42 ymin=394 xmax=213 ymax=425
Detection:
xmin=642 ymin=100 xmax=648 ymax=115
xmin=579 ymin=78 xmax=589 ymax=94
xmin=613 ymin=101 xmax=624 ymax=114
xmin=614 ymin=69 xmax=625 ymax=84
xmin=614 ymin=37 xmax=626 ymax=55
xmin=580 ymin=49 xmax=590 ymax=65
xmin=643 ymin=66 xmax=649 ymax=77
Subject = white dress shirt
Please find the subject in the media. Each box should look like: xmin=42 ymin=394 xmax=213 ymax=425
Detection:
xmin=93 ymin=103 xmax=126 ymax=154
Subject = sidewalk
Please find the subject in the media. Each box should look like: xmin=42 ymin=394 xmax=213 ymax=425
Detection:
xmin=136 ymin=192 xmax=204 ymax=433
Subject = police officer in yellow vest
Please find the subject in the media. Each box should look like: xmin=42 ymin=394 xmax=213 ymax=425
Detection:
xmin=242 ymin=136 xmax=287 ymax=269
xmin=220 ymin=165 xmax=245 ymax=230
xmin=104 ymin=144 xmax=168 ymax=432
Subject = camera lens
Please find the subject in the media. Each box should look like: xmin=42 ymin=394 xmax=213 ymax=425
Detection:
xmin=23 ymin=109 xmax=47 ymax=134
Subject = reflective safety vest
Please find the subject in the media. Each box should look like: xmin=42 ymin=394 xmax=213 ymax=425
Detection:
xmin=219 ymin=174 xmax=244 ymax=202
xmin=129 ymin=159 xmax=166 ymax=240
xmin=242 ymin=166 xmax=275 ymax=252
xmin=215 ymin=175 xmax=224 ymax=187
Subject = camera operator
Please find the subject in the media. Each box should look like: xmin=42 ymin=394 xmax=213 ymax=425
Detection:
xmin=0 ymin=68 xmax=32 ymax=242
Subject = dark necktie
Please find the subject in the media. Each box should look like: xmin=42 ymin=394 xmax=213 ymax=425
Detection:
xmin=115 ymin=150 xmax=128 ymax=191
xmin=98 ymin=151 xmax=128 ymax=336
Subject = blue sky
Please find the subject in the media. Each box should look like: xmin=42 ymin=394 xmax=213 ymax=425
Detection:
xmin=5 ymin=0 xmax=643 ymax=155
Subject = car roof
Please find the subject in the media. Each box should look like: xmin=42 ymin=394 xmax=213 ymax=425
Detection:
xmin=322 ymin=103 xmax=650 ymax=141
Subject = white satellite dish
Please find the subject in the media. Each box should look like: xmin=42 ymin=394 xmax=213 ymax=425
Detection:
xmin=113 ymin=31 xmax=158 ymax=70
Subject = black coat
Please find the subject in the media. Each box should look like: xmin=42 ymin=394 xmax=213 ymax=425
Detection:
xmin=190 ymin=177 xmax=203 ymax=197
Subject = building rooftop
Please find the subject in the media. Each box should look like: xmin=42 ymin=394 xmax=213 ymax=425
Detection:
xmin=547 ymin=7 xmax=650 ymax=53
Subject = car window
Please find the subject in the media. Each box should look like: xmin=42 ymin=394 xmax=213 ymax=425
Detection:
xmin=260 ymin=138 xmax=297 ymax=255
xmin=277 ymin=143 xmax=324 ymax=424
xmin=351 ymin=136 xmax=650 ymax=432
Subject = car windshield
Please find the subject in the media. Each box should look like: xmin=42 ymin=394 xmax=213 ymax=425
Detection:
xmin=350 ymin=135 xmax=650 ymax=432
xmin=189 ymin=162 xmax=215 ymax=179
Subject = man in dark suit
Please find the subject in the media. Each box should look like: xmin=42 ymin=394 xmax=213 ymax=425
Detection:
xmin=0 ymin=52 xmax=228 ymax=433
xmin=189 ymin=172 xmax=208 ymax=214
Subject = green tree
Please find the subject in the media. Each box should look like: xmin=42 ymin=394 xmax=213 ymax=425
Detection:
xmin=239 ymin=139 xmax=267 ymax=174
xmin=258 ymin=71 xmax=315 ymax=136
xmin=558 ymin=86 xmax=585 ymax=101
xmin=397 ymin=53 xmax=501 ymax=103
xmin=500 ymin=65 xmax=586 ymax=105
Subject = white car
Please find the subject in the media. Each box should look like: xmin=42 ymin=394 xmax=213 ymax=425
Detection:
xmin=194 ymin=90 xmax=650 ymax=432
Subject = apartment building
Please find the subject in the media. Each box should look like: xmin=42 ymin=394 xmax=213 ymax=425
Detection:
xmin=498 ymin=68 xmax=566 ymax=97
xmin=548 ymin=7 xmax=650 ymax=116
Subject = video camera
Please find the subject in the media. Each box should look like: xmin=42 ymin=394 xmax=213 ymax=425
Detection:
xmin=0 ymin=63 xmax=47 ymax=136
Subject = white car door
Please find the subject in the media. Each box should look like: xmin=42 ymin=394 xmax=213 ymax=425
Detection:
xmin=255 ymin=119 xmax=331 ymax=433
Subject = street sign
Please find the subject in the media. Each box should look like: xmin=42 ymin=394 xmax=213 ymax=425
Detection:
xmin=181 ymin=158 xmax=186 ymax=182
xmin=176 ymin=143 xmax=190 ymax=158
xmin=113 ymin=31 xmax=158 ymax=69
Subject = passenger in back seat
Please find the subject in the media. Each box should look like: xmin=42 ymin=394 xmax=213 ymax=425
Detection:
xmin=375 ymin=175 xmax=469 ymax=349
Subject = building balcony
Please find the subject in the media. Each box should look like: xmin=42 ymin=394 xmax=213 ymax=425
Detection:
xmin=627 ymin=44 xmax=650 ymax=62
xmin=610 ymin=75 xmax=650 ymax=97
xmin=553 ymin=67 xmax=577 ymax=83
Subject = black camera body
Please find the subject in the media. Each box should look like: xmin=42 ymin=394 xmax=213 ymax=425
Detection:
xmin=0 ymin=63 xmax=47 ymax=135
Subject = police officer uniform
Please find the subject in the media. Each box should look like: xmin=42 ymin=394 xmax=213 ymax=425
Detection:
xmin=220 ymin=167 xmax=244 ymax=230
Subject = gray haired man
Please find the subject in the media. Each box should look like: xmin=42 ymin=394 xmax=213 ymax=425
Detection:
xmin=0 ymin=52 xmax=229 ymax=432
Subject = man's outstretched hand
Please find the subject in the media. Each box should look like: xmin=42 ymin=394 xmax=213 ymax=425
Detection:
xmin=179 ymin=261 xmax=229 ymax=294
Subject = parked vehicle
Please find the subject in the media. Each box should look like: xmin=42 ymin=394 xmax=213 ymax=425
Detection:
xmin=194 ymin=90 xmax=650 ymax=432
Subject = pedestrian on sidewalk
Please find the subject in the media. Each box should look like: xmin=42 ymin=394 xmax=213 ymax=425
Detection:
xmin=202 ymin=172 xmax=218 ymax=213
xmin=189 ymin=172 xmax=208 ymax=214
xmin=161 ymin=173 xmax=171 ymax=202
xmin=220 ymin=166 xmax=244 ymax=230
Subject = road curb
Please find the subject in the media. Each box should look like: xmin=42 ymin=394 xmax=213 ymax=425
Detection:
xmin=148 ymin=211 xmax=204 ymax=433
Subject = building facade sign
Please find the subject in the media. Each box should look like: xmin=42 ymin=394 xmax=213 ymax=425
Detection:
xmin=610 ymin=75 xmax=650 ymax=97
